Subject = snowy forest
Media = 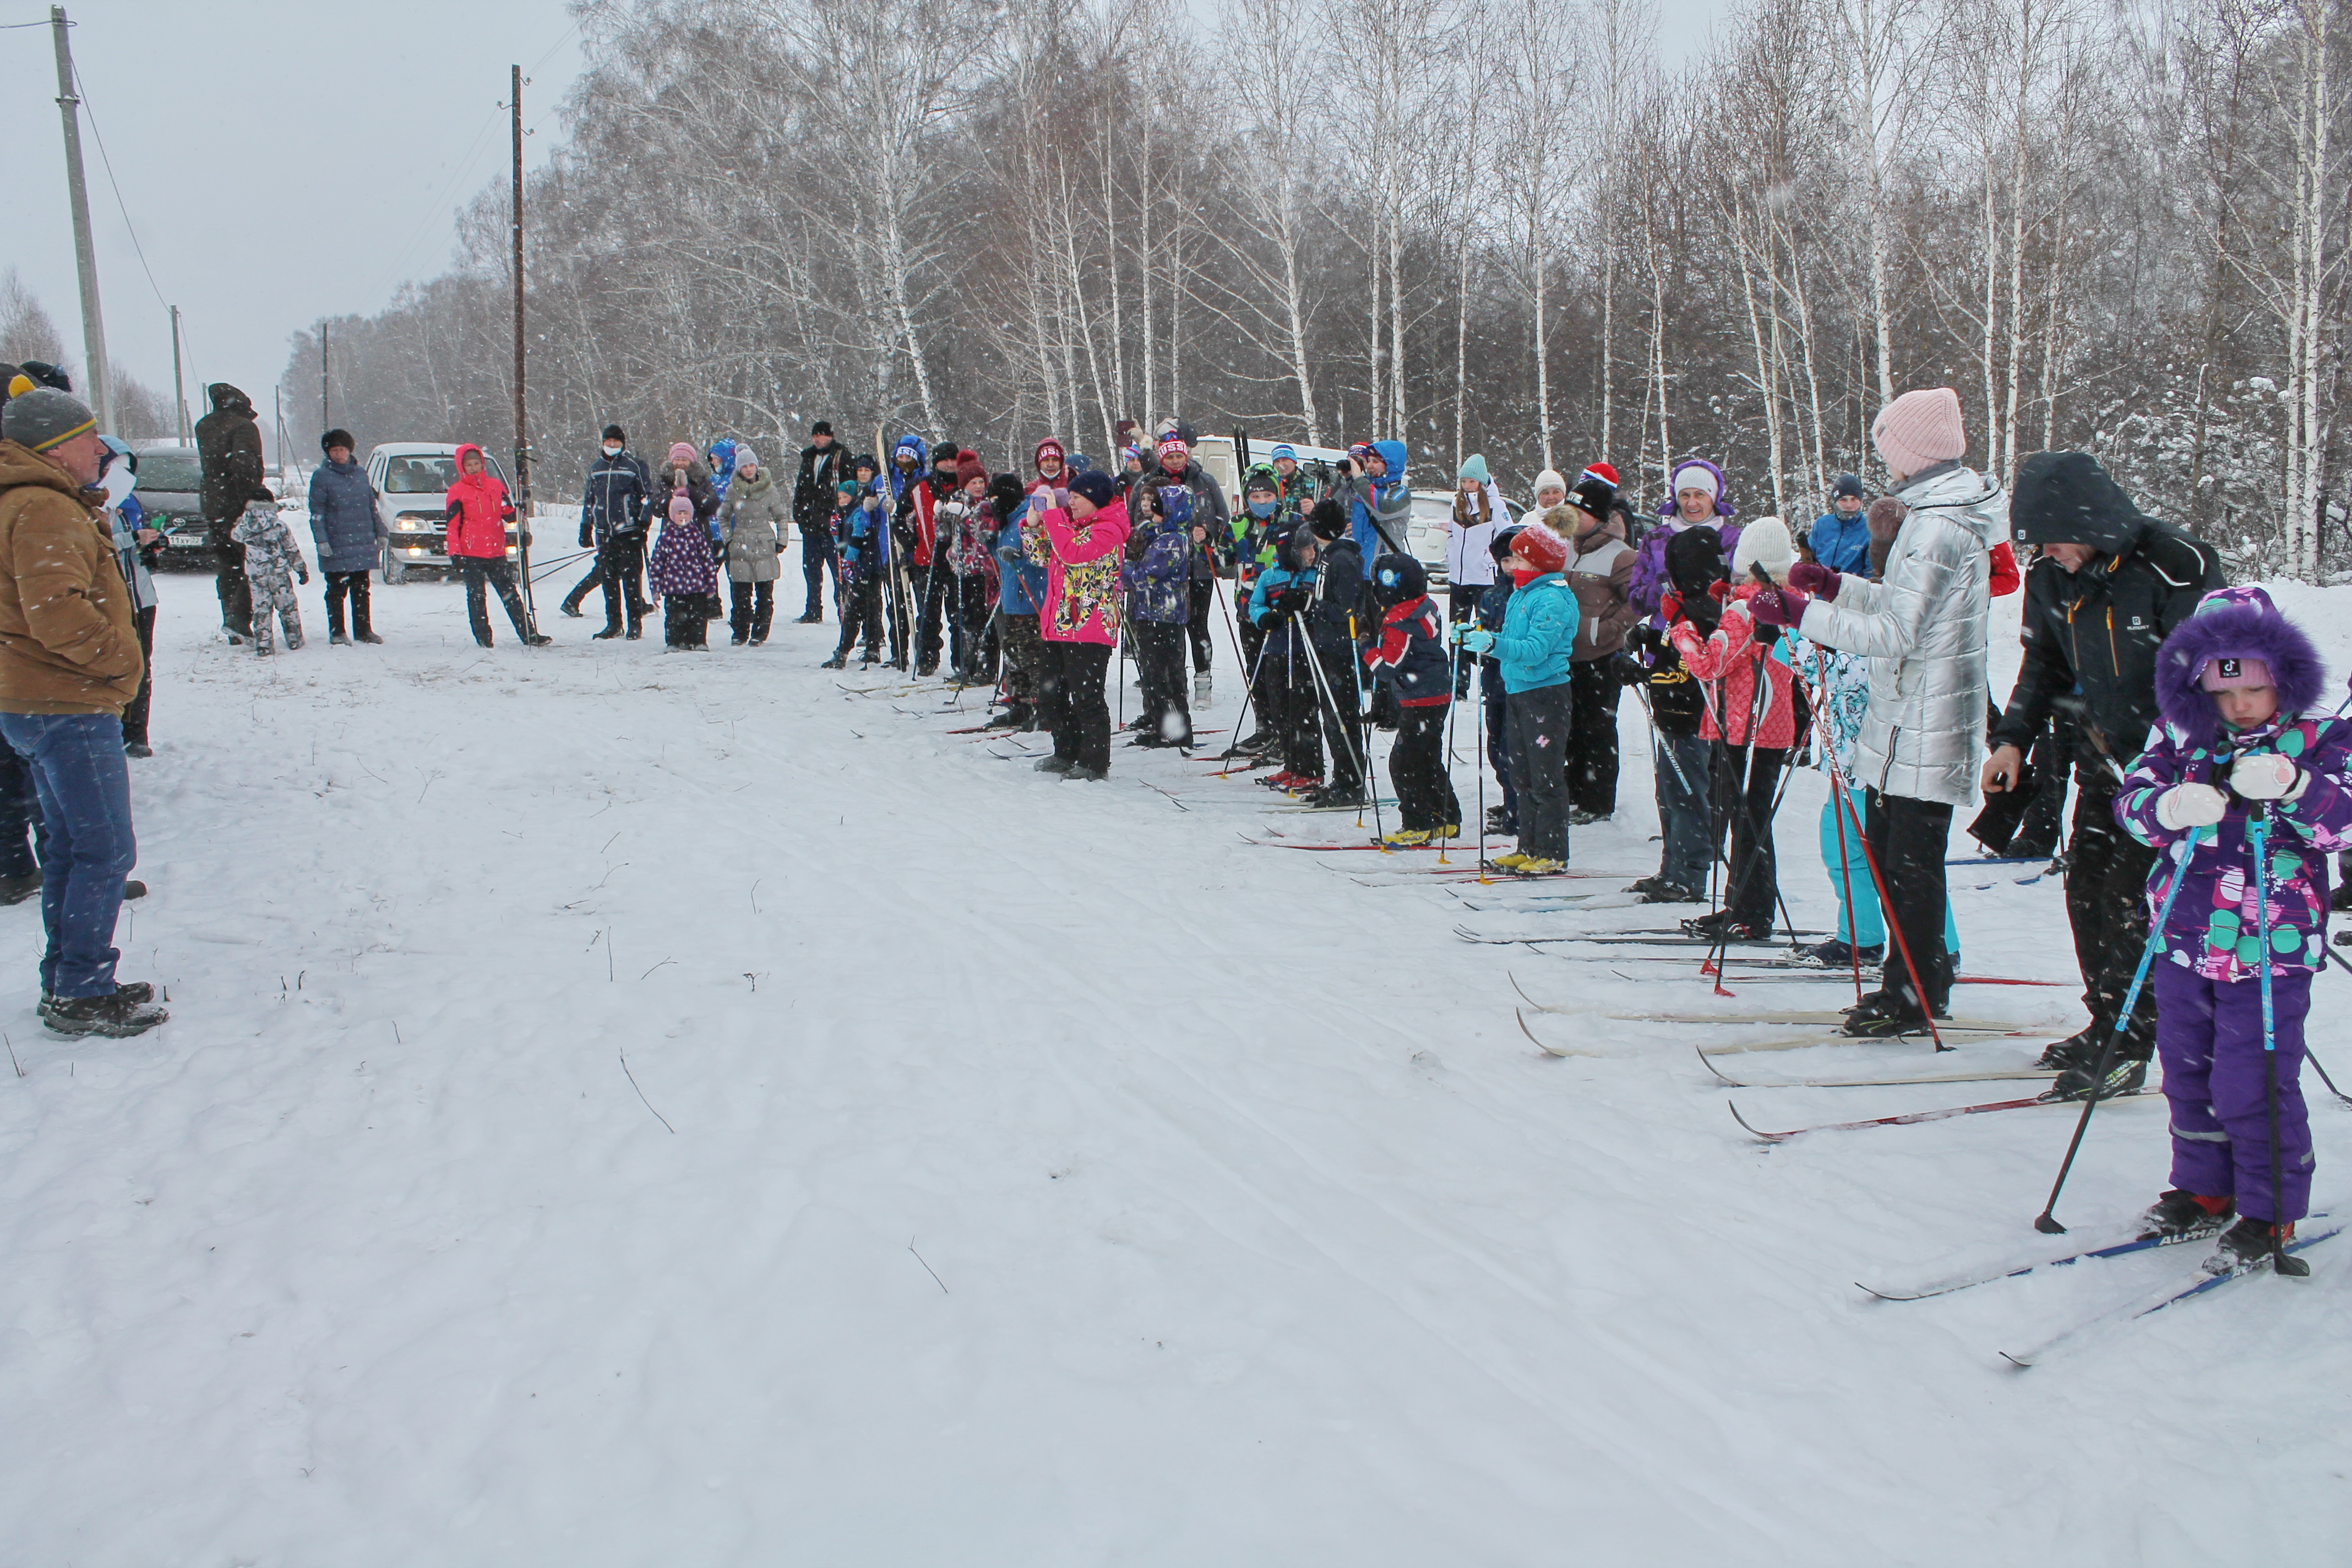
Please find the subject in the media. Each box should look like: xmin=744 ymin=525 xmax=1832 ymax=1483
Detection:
xmin=286 ymin=0 xmax=2348 ymax=577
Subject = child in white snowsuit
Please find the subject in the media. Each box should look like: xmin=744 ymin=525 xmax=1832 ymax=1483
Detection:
xmin=231 ymin=491 xmax=308 ymax=654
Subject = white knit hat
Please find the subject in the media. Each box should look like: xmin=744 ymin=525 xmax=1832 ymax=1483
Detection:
xmin=1732 ymin=516 xmax=1795 ymax=580
xmin=1532 ymin=469 xmax=1567 ymax=497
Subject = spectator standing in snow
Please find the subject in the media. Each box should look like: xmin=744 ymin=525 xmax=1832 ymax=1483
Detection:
xmin=1035 ymin=470 xmax=1131 ymax=780
xmin=564 ymin=424 xmax=651 ymax=638
xmin=1809 ymin=473 xmax=1870 ymax=573
xmin=716 ymin=446 xmax=788 ymax=646
xmin=1150 ymin=434 xmax=1228 ymax=699
xmin=308 ymin=429 xmax=386 ymax=646
xmin=1751 ymin=389 xmax=2005 ymax=1035
xmin=0 ymin=386 xmax=166 ymax=1037
xmin=1978 ymin=449 xmax=2226 ymax=1093
xmin=1559 ymin=467 xmax=1636 ymax=823
xmin=1457 ymin=522 xmax=1580 ymax=873
xmin=1443 ymin=456 xmax=1507 ymax=692
xmin=195 ymin=382 xmax=264 ymax=644
xmin=96 ymin=437 xmax=164 ymax=755
xmin=232 ymin=486 xmax=308 ymax=655
xmin=647 ymin=443 xmax=720 ymax=649
xmin=1628 ymin=457 xmax=1743 ymax=619
xmin=791 ymin=421 xmax=847 ymax=623
xmin=444 ymin=443 xmax=548 ymax=649
xmin=1624 ymin=527 xmax=1727 ymax=907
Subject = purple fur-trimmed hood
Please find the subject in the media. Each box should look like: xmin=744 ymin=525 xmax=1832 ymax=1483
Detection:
xmin=2154 ymin=585 xmax=2327 ymax=748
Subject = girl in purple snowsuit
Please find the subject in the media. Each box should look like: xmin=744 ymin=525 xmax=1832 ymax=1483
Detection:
xmin=2114 ymin=585 xmax=2349 ymax=1274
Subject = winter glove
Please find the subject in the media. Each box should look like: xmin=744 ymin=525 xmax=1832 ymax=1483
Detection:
xmin=579 ymin=522 xmax=594 ymax=549
xmin=2155 ymin=782 xmax=2228 ymax=830
xmin=1746 ymin=585 xmax=1809 ymax=629
xmin=2230 ymin=753 xmax=2307 ymax=802
xmin=1456 ymin=628 xmax=1496 ymax=655
xmin=1787 ymin=561 xmax=1839 ymax=601
xmin=297 ymin=567 xmax=311 ymax=585
xmin=1658 ymin=590 xmax=1683 ymax=625
xmin=1630 ymin=623 xmax=1666 ymax=655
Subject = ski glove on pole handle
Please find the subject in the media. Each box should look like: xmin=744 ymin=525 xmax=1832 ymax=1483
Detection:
xmin=1787 ymin=561 xmax=1839 ymax=600
xmin=2230 ymin=753 xmax=2306 ymax=801
xmin=2157 ymin=783 xmax=2229 ymax=830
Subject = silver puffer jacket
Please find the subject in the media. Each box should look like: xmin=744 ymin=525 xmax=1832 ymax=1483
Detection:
xmin=1795 ymin=464 xmax=2007 ymax=807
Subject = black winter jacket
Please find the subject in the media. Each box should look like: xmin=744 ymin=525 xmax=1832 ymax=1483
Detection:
xmin=1991 ymin=452 xmax=2226 ymax=766
xmin=580 ymin=450 xmax=651 ymax=544
xmin=195 ymin=383 xmax=264 ymax=524
xmin=793 ymin=441 xmax=848 ymax=531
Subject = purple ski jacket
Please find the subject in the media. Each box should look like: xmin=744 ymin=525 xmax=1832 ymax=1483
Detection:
xmin=2115 ymin=712 xmax=2352 ymax=982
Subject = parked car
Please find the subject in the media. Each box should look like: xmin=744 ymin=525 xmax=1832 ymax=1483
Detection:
xmin=127 ymin=444 xmax=216 ymax=570
xmin=368 ymin=442 xmax=519 ymax=582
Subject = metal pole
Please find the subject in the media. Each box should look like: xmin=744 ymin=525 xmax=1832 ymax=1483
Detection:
xmin=50 ymin=6 xmax=111 ymax=434
xmin=320 ymin=319 xmax=329 ymax=435
xmin=510 ymin=64 xmax=536 ymax=622
xmin=274 ymin=385 xmax=286 ymax=484
xmin=169 ymin=304 xmax=188 ymax=443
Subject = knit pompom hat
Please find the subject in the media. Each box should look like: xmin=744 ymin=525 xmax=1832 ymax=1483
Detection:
xmin=1069 ymin=470 xmax=1118 ymax=508
xmin=2155 ymin=586 xmax=2327 ymax=748
xmin=1 ymin=386 xmax=96 ymax=453
xmin=955 ymin=452 xmax=988 ymax=491
xmin=1512 ymin=523 xmax=1569 ymax=575
xmin=1458 ymin=454 xmax=1490 ymax=483
xmin=667 ymin=442 xmax=697 ymax=466
xmin=1731 ymin=516 xmax=1795 ymax=580
xmin=1872 ymin=388 xmax=1967 ymax=480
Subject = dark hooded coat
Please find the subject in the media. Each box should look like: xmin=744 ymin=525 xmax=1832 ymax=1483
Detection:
xmin=195 ymin=383 xmax=265 ymax=524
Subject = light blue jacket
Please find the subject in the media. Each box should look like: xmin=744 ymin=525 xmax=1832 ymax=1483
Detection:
xmin=1493 ymin=573 xmax=1580 ymax=694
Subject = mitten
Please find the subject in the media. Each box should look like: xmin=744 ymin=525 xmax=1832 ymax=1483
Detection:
xmin=1788 ymin=561 xmax=1839 ymax=600
xmin=2155 ymin=782 xmax=2228 ymax=830
xmin=1746 ymin=586 xmax=1809 ymax=628
xmin=2230 ymin=753 xmax=2306 ymax=802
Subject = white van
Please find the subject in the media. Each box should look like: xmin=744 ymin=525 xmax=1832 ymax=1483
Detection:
xmin=367 ymin=443 xmax=521 ymax=583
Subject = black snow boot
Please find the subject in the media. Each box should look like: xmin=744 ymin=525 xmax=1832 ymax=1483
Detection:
xmin=46 ymin=989 xmax=168 ymax=1038
xmin=1797 ymin=938 xmax=1881 ymax=970
xmin=2137 ymin=1189 xmax=2235 ymax=1242
xmin=1839 ymin=989 xmax=1942 ymax=1038
xmin=2044 ymin=1055 xmax=2148 ymax=1103
xmin=2203 ymin=1217 xmax=2304 ymax=1278
xmin=2035 ymin=1026 xmax=2104 ymax=1072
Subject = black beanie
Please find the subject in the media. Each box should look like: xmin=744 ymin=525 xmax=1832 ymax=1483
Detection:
xmin=812 ymin=420 xmax=833 ymax=437
xmin=602 ymin=423 xmax=626 ymax=444
xmin=1069 ymin=470 xmax=1118 ymax=508
xmin=320 ymin=428 xmax=355 ymax=454
xmin=1308 ymin=497 xmax=1348 ymax=541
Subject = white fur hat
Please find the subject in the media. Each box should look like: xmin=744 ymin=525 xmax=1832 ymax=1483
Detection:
xmin=1732 ymin=516 xmax=1795 ymax=580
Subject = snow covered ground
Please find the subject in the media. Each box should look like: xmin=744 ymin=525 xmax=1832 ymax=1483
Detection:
xmin=1 ymin=551 xmax=2345 ymax=1565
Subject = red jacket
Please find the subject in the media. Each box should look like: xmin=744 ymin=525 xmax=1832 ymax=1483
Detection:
xmin=442 ymin=444 xmax=515 ymax=559
xmin=1989 ymin=538 xmax=2021 ymax=597
xmin=1667 ymin=587 xmax=1798 ymax=749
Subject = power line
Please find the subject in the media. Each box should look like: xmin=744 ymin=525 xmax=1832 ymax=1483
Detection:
xmin=69 ymin=59 xmax=168 ymax=313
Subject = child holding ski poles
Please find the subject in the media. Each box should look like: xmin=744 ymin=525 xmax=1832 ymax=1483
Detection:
xmin=1246 ymin=526 xmax=1324 ymax=793
xmin=1360 ymin=553 xmax=1460 ymax=846
xmin=1661 ymin=519 xmax=1802 ymax=943
xmin=1456 ymin=522 xmax=1578 ymax=873
xmin=2113 ymin=585 xmax=2351 ymax=1275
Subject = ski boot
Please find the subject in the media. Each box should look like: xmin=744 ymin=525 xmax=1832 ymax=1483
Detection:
xmin=1035 ymin=756 xmax=1075 ymax=775
xmin=1485 ymin=805 xmax=1515 ymax=835
xmin=1300 ymin=783 xmax=1366 ymax=809
xmin=982 ymin=709 xmax=1027 ymax=731
xmin=1838 ymin=990 xmax=1943 ymax=1037
xmin=1490 ymin=851 xmax=1532 ymax=871
xmin=1627 ymin=875 xmax=1698 ymax=903
xmin=1796 ymin=938 xmax=1882 ymax=970
xmin=2034 ymin=1026 xmax=2103 ymax=1073
xmin=1567 ymin=807 xmax=1610 ymax=827
xmin=2203 ymin=1217 xmax=2308 ymax=1277
xmin=1432 ymin=822 xmax=1460 ymax=840
xmin=1061 ymin=765 xmax=1108 ymax=782
xmin=1283 ymin=775 xmax=1324 ymax=796
xmin=1258 ymin=770 xmax=1308 ymax=790
xmin=1376 ymin=827 xmax=1430 ymax=847
xmin=820 ymin=652 xmax=848 ymax=669
xmin=2137 ymin=1189 xmax=2235 ymax=1242
xmin=2043 ymin=1055 xmax=2148 ymax=1103
xmin=592 ymin=625 xmax=624 ymax=640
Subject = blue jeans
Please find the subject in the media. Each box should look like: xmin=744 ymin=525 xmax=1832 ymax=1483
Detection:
xmin=1655 ymin=731 xmax=1712 ymax=890
xmin=0 ymin=712 xmax=135 ymax=998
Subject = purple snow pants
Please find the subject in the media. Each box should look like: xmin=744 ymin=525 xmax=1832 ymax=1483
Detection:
xmin=2154 ymin=963 xmax=2314 ymax=1223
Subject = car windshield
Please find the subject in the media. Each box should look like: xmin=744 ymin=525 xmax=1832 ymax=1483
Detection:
xmin=134 ymin=450 xmax=203 ymax=493
xmin=384 ymin=456 xmax=461 ymax=494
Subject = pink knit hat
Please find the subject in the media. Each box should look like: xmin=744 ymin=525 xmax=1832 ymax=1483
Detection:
xmin=2199 ymin=656 xmax=2274 ymax=693
xmin=1870 ymin=388 xmax=1967 ymax=478
xmin=667 ymin=441 xmax=697 ymax=465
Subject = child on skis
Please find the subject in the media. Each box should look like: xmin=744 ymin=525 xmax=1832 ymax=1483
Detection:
xmin=2114 ymin=585 xmax=2351 ymax=1274
xmin=1246 ymin=525 xmax=1324 ymax=794
xmin=1361 ymin=553 xmax=1461 ymax=846
xmin=1304 ymin=499 xmax=1370 ymax=808
xmin=1624 ymin=528 xmax=1724 ymax=905
xmin=646 ymin=442 xmax=720 ymax=650
xmin=231 ymin=485 xmax=307 ymax=655
xmin=1667 ymin=518 xmax=1802 ymax=944
xmin=1455 ymin=521 xmax=1578 ymax=872
xmin=1473 ymin=525 xmax=1523 ymax=839
xmin=824 ymin=469 xmax=887 ymax=669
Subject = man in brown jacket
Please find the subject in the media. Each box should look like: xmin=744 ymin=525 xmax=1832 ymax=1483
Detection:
xmin=0 ymin=386 xmax=166 ymax=1037
xmin=1557 ymin=468 xmax=1637 ymax=823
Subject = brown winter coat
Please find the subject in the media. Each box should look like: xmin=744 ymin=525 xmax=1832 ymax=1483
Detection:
xmin=1564 ymin=522 xmax=1637 ymax=662
xmin=0 ymin=441 xmax=143 ymax=715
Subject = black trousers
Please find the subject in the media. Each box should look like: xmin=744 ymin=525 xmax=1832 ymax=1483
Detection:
xmin=1187 ymin=579 xmax=1215 ymax=672
xmin=1134 ymin=620 xmax=1193 ymax=743
xmin=2064 ymin=773 xmax=2159 ymax=1058
xmin=1484 ymin=683 xmax=1516 ymax=829
xmin=1316 ymin=640 xmax=1365 ymax=790
xmin=1238 ymin=616 xmax=1271 ymax=736
xmin=325 ymin=570 xmax=372 ymax=638
xmin=1391 ymin=704 xmax=1461 ymax=831
xmin=1865 ymin=788 xmax=1956 ymax=1016
xmin=122 ymin=604 xmax=156 ymax=747
xmin=1566 ymin=657 xmax=1623 ymax=815
xmin=917 ymin=562 xmax=950 ymax=668
xmin=798 ymin=525 xmax=837 ymax=618
xmin=1713 ymin=743 xmax=1789 ymax=928
xmin=458 ymin=557 xmax=531 ymax=645
xmin=1507 ymin=682 xmax=1572 ymax=859
xmin=206 ymin=518 xmax=251 ymax=636
xmin=1268 ymin=636 xmax=1324 ymax=778
xmin=834 ymin=573 xmax=885 ymax=659
xmin=585 ymin=533 xmax=648 ymax=630
xmin=728 ymin=579 xmax=776 ymax=643
xmin=997 ymin=611 xmax=1044 ymax=715
xmin=948 ymin=574 xmax=995 ymax=680
xmin=663 ymin=593 xmax=710 ymax=649
xmin=1040 ymin=640 xmax=1112 ymax=772
xmin=2015 ymin=722 xmax=2071 ymax=853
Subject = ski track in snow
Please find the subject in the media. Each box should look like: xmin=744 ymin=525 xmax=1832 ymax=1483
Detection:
xmin=0 ymin=561 xmax=2345 ymax=1564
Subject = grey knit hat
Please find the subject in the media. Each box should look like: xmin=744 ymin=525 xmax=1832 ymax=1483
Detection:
xmin=1 ymin=386 xmax=97 ymax=453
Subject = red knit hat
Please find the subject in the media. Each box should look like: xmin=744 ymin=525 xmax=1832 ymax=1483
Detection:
xmin=1513 ymin=524 xmax=1569 ymax=574
xmin=955 ymin=451 xmax=988 ymax=490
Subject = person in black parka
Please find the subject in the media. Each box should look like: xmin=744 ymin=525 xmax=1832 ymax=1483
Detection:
xmin=195 ymin=383 xmax=264 ymax=641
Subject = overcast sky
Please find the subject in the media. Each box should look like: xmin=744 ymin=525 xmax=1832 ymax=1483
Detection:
xmin=5 ymin=0 xmax=1729 ymax=435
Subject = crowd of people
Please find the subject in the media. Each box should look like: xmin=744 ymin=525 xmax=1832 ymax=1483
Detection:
xmin=0 ymin=355 xmax=2335 ymax=1277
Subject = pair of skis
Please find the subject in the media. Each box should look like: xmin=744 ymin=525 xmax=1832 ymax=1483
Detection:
xmin=1857 ymin=1215 xmax=2338 ymax=1366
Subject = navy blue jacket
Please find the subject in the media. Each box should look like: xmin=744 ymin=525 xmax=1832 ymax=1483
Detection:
xmin=582 ymin=450 xmax=651 ymax=543
xmin=307 ymin=458 xmax=384 ymax=574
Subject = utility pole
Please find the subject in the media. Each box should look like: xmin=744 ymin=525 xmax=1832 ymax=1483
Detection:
xmin=510 ymin=62 xmax=536 ymax=623
xmin=320 ymin=319 xmax=329 ymax=437
xmin=274 ymin=385 xmax=285 ymax=482
xmin=50 ymin=6 xmax=111 ymax=434
xmin=170 ymin=304 xmax=189 ymax=444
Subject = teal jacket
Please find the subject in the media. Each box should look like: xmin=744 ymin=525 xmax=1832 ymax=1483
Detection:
xmin=1493 ymin=573 xmax=1580 ymax=694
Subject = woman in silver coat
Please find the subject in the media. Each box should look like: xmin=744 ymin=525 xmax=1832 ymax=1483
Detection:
xmin=1751 ymin=387 xmax=2007 ymax=1033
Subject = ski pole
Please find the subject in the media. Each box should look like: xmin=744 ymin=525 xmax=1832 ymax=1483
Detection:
xmin=1809 ymin=648 xmax=1869 ymax=1006
xmin=1474 ymin=664 xmax=1489 ymax=879
xmin=1212 ymin=631 xmax=1274 ymax=772
xmin=1342 ymin=609 xmax=1384 ymax=840
xmin=2248 ymin=807 xmax=2309 ymax=1276
xmin=1301 ymin=616 xmax=1381 ymax=842
xmin=1438 ymin=640 xmax=1468 ymax=862
xmin=2034 ymin=822 xmax=2211 ymax=1234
